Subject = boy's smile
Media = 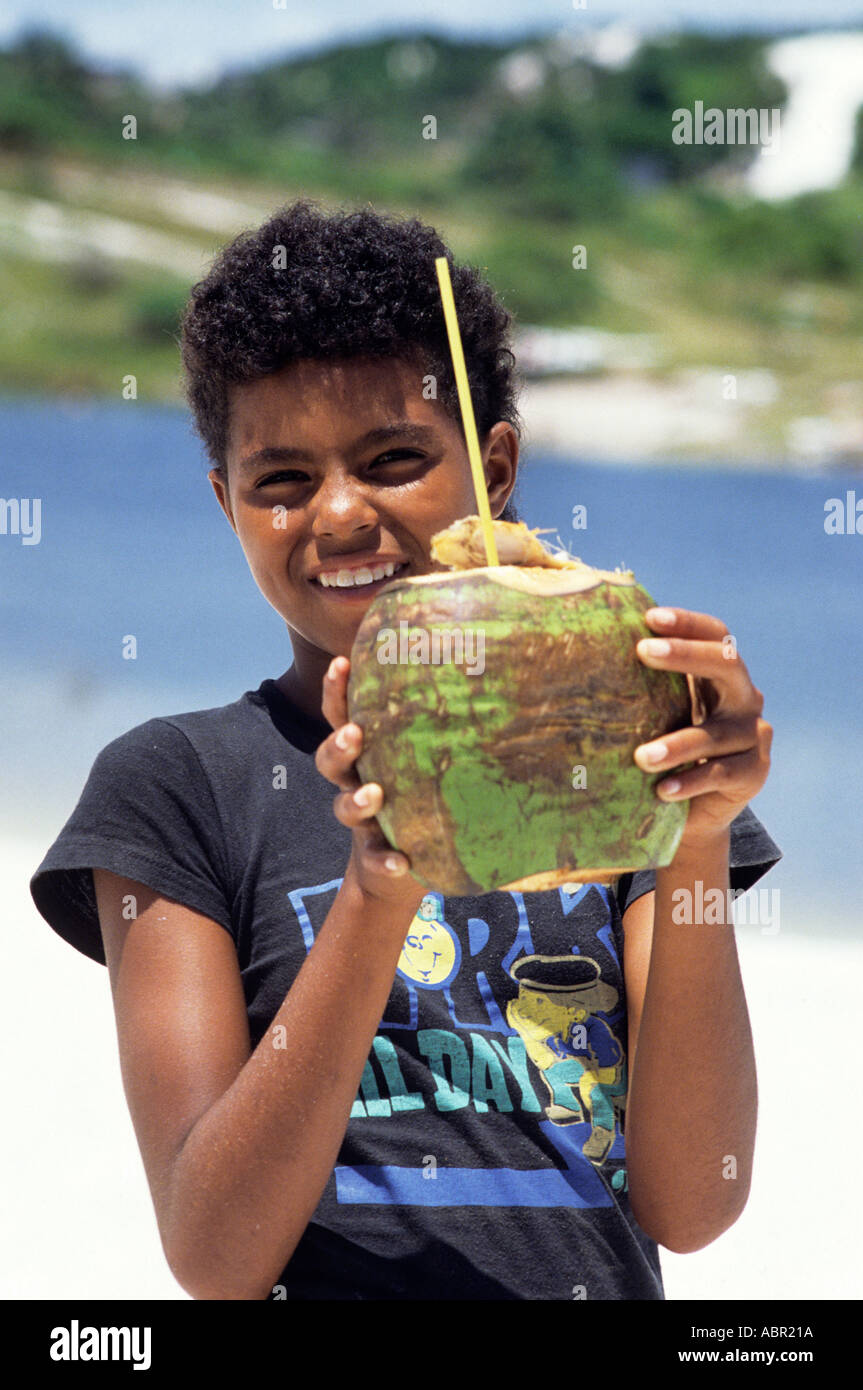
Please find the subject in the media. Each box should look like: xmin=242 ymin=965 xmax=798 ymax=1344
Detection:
xmin=209 ymin=355 xmax=517 ymax=722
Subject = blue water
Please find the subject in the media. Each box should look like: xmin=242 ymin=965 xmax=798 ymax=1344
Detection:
xmin=2 ymin=397 xmax=861 ymax=930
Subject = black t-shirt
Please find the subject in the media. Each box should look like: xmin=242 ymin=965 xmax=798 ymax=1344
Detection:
xmin=30 ymin=679 xmax=782 ymax=1301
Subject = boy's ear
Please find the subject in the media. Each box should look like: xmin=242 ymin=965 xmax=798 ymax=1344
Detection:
xmin=208 ymin=468 xmax=238 ymax=535
xmin=484 ymin=421 xmax=519 ymax=518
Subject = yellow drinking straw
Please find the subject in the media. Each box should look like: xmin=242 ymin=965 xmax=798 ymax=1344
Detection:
xmin=434 ymin=256 xmax=499 ymax=567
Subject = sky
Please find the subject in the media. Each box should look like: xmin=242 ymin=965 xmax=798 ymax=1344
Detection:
xmin=1 ymin=0 xmax=862 ymax=88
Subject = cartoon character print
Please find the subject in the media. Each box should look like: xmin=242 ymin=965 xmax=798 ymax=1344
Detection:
xmin=397 ymin=892 xmax=461 ymax=989
xmin=506 ymin=954 xmax=627 ymax=1166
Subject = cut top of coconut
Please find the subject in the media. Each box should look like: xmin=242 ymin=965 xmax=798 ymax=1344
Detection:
xmin=407 ymin=565 xmax=635 ymax=596
xmin=427 ymin=515 xmax=635 ymax=594
xmin=487 ymin=564 xmax=634 ymax=596
xmin=431 ymin=515 xmax=577 ymax=570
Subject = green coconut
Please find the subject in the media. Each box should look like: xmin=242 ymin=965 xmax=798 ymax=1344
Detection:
xmin=347 ymin=517 xmax=691 ymax=895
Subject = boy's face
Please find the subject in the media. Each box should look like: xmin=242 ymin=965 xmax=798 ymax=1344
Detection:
xmin=209 ymin=356 xmax=517 ymax=664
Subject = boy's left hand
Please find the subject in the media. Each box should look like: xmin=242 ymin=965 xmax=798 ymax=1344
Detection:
xmin=633 ymin=607 xmax=773 ymax=855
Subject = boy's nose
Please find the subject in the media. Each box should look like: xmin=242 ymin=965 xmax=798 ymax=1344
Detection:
xmin=310 ymin=475 xmax=379 ymax=538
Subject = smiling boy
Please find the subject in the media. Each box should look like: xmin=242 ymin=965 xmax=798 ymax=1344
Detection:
xmin=30 ymin=199 xmax=781 ymax=1301
xmin=210 ymin=353 xmax=515 ymax=723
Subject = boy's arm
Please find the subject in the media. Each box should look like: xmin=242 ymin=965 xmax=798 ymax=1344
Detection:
xmin=621 ymin=602 xmax=772 ymax=1253
xmin=94 ymin=657 xmax=428 ymax=1302
xmin=621 ymin=828 xmax=757 ymax=1254
xmin=95 ymin=860 xmax=425 ymax=1302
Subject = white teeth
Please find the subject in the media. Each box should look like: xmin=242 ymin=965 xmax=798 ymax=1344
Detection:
xmin=318 ymin=561 xmax=403 ymax=588
xmin=337 ymin=567 xmax=370 ymax=587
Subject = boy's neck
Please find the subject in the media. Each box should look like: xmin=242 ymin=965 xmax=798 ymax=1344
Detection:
xmin=275 ymin=661 xmax=330 ymax=729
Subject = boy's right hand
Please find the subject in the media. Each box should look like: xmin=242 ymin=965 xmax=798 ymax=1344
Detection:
xmin=315 ymin=655 xmax=427 ymax=910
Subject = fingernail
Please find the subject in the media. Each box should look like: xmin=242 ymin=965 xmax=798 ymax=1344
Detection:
xmin=385 ymin=855 xmax=404 ymax=874
xmin=641 ymin=741 xmax=668 ymax=765
xmin=335 ymin=727 xmax=354 ymax=750
xmin=640 ymin=638 xmax=671 ymax=657
xmin=647 ymin=608 xmax=676 ymax=625
xmin=327 ymin=658 xmax=340 ymax=680
xmin=660 ymin=778 xmax=682 ymax=796
xmin=354 ymin=787 xmax=370 ymax=807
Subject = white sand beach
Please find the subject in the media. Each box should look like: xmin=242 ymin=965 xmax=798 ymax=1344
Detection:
xmin=518 ymin=372 xmax=863 ymax=469
xmin=3 ymin=829 xmax=858 ymax=1301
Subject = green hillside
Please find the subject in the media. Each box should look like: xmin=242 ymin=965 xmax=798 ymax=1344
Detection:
xmin=1 ymin=26 xmax=862 ymax=460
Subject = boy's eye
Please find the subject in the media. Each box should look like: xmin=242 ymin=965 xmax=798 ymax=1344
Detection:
xmin=254 ymin=451 xmax=425 ymax=489
xmin=256 ymin=470 xmax=305 ymax=487
xmin=370 ymin=450 xmax=425 ymax=466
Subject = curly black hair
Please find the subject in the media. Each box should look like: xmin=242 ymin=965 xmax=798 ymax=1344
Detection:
xmin=179 ymin=197 xmax=522 ymax=521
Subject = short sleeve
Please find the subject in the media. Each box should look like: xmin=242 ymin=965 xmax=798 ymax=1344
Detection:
xmin=615 ymin=804 xmax=782 ymax=919
xmin=29 ymin=718 xmax=233 ymax=965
